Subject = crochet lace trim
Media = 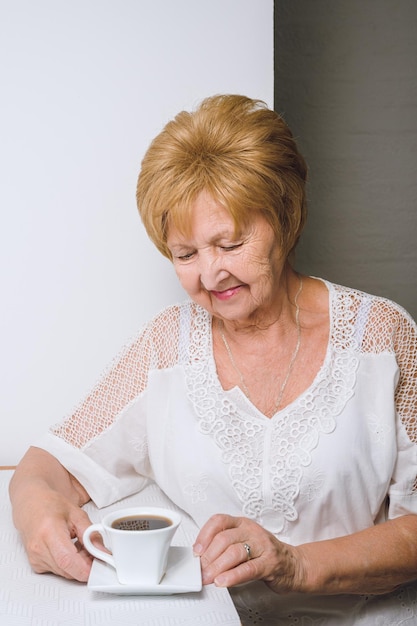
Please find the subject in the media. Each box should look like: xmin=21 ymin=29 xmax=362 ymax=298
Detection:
xmin=186 ymin=285 xmax=360 ymax=531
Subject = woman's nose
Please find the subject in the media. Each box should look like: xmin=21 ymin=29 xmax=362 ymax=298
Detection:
xmin=199 ymin=253 xmax=228 ymax=290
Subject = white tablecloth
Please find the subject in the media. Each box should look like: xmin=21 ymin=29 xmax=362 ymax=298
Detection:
xmin=0 ymin=470 xmax=240 ymax=625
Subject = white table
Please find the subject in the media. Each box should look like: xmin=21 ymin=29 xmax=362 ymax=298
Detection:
xmin=0 ymin=470 xmax=241 ymax=625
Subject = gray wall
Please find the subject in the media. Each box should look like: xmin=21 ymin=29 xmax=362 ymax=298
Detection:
xmin=274 ymin=1 xmax=417 ymax=319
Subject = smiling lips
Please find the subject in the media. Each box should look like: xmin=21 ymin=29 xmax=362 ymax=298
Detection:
xmin=211 ymin=285 xmax=243 ymax=301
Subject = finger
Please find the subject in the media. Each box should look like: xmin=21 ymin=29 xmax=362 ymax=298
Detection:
xmin=72 ymin=507 xmax=94 ymax=542
xmin=29 ymin=536 xmax=92 ymax=581
xmin=28 ymin=513 xmax=94 ymax=582
xmin=201 ymin=538 xmax=256 ymax=585
xmin=194 ymin=514 xmax=240 ymax=555
xmin=58 ymin=510 xmax=95 ymax=581
xmin=47 ymin=534 xmax=93 ymax=581
xmin=199 ymin=526 xmax=248 ymax=566
xmin=213 ymin=558 xmax=262 ymax=588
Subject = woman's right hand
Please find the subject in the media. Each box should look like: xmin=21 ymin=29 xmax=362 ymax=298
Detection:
xmin=9 ymin=447 xmax=94 ymax=581
xmin=18 ymin=488 xmax=94 ymax=581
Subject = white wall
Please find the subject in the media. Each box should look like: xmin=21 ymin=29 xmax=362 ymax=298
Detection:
xmin=0 ymin=0 xmax=273 ymax=464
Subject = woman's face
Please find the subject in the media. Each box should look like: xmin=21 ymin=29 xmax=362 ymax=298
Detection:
xmin=166 ymin=190 xmax=286 ymax=326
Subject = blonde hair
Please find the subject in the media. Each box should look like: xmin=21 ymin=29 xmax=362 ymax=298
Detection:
xmin=136 ymin=94 xmax=307 ymax=259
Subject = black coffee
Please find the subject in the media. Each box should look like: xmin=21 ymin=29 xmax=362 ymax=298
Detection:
xmin=111 ymin=515 xmax=173 ymax=531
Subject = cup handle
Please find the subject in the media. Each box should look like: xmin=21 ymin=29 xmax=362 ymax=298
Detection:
xmin=82 ymin=523 xmax=116 ymax=568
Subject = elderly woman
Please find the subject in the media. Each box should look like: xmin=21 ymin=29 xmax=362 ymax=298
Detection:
xmin=9 ymin=95 xmax=417 ymax=624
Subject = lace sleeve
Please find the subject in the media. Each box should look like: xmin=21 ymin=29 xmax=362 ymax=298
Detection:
xmin=358 ymin=294 xmax=417 ymax=500
xmin=391 ymin=305 xmax=417 ymax=495
xmin=360 ymin=296 xmax=417 ymax=447
xmin=50 ymin=304 xmax=185 ymax=449
xmin=393 ymin=307 xmax=417 ymax=449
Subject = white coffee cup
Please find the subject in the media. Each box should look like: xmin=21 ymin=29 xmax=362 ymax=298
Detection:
xmin=83 ymin=506 xmax=181 ymax=585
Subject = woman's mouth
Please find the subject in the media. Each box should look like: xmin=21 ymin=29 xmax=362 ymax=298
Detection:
xmin=211 ymin=285 xmax=243 ymax=301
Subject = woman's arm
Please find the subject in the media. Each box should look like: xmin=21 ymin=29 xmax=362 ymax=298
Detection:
xmin=296 ymin=514 xmax=417 ymax=594
xmin=9 ymin=446 xmax=93 ymax=581
xmin=194 ymin=513 xmax=417 ymax=594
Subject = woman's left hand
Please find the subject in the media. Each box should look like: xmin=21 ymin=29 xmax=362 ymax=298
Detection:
xmin=193 ymin=513 xmax=305 ymax=592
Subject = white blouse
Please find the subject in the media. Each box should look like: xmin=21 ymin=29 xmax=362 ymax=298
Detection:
xmin=35 ymin=279 xmax=417 ymax=625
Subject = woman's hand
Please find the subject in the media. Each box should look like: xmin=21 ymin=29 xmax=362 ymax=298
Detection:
xmin=193 ymin=513 xmax=305 ymax=592
xmin=194 ymin=513 xmax=417 ymax=596
xmin=16 ymin=487 xmax=94 ymax=581
xmin=9 ymin=447 xmax=94 ymax=582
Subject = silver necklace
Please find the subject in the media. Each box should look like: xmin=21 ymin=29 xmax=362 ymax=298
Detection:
xmin=219 ymin=277 xmax=303 ymax=411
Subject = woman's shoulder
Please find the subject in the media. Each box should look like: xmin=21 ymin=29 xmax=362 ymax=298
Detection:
xmin=111 ymin=301 xmax=211 ymax=373
xmin=312 ymin=276 xmax=410 ymax=314
xmin=147 ymin=300 xmax=210 ymax=332
xmin=145 ymin=301 xmax=212 ymax=366
xmin=316 ymin=277 xmax=417 ymax=349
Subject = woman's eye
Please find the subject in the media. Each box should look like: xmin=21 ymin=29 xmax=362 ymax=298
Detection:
xmin=221 ymin=243 xmax=243 ymax=251
xmin=177 ymin=251 xmax=195 ymax=260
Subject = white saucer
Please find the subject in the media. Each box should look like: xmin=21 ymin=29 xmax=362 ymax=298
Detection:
xmin=87 ymin=546 xmax=202 ymax=595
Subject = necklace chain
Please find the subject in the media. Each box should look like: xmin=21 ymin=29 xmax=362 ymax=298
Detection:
xmin=219 ymin=276 xmax=303 ymax=411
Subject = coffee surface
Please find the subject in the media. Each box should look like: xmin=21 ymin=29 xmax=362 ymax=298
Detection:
xmin=111 ymin=515 xmax=172 ymax=531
